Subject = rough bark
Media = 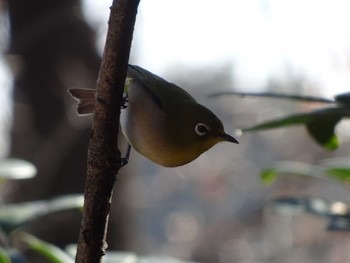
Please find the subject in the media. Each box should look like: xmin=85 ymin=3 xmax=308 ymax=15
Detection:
xmin=75 ymin=1 xmax=140 ymax=262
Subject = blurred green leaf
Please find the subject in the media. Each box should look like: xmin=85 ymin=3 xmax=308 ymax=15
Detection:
xmin=325 ymin=167 xmax=350 ymax=182
xmin=242 ymin=113 xmax=313 ymax=131
xmin=261 ymin=169 xmax=278 ymax=184
xmin=261 ymin=161 xmax=322 ymax=184
xmin=0 ymin=159 xmax=36 ymax=182
xmin=261 ymin=160 xmax=350 ymax=184
xmin=0 ymin=247 xmax=11 ymax=263
xmin=305 ymin=109 xmax=341 ymax=150
xmin=210 ymin=91 xmax=335 ymax=103
xmin=0 ymin=195 xmax=84 ymax=233
xmin=211 ymin=91 xmax=350 ymax=149
xmin=22 ymin=234 xmax=74 ymax=263
xmin=243 ymin=107 xmax=350 ymax=150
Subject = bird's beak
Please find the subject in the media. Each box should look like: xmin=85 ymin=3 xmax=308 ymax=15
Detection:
xmin=217 ymin=133 xmax=239 ymax=144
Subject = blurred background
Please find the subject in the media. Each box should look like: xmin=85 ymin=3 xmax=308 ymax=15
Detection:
xmin=1 ymin=0 xmax=350 ymax=262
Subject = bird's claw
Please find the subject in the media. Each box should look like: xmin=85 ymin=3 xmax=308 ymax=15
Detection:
xmin=119 ymin=144 xmax=131 ymax=168
xmin=121 ymin=96 xmax=129 ymax=109
xmin=120 ymin=157 xmax=129 ymax=167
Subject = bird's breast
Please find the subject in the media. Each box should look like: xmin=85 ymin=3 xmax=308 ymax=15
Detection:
xmin=120 ymin=82 xmax=178 ymax=165
xmin=119 ymin=81 xmax=210 ymax=167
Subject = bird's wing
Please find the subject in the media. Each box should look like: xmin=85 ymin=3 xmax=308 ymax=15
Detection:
xmin=127 ymin=65 xmax=197 ymax=109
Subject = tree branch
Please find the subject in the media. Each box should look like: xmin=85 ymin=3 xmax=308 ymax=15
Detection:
xmin=75 ymin=1 xmax=140 ymax=262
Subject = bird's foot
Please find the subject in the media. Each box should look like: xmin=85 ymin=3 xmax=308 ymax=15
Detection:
xmin=121 ymin=96 xmax=129 ymax=109
xmin=120 ymin=157 xmax=129 ymax=167
xmin=119 ymin=144 xmax=131 ymax=167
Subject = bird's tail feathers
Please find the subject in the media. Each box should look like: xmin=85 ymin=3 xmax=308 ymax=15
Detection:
xmin=68 ymin=88 xmax=96 ymax=115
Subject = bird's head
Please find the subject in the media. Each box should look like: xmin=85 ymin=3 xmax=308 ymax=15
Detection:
xmin=168 ymin=102 xmax=238 ymax=163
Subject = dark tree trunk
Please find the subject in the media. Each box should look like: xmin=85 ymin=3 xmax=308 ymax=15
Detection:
xmin=7 ymin=0 xmax=99 ymax=200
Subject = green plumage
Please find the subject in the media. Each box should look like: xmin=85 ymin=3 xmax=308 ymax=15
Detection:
xmin=68 ymin=65 xmax=238 ymax=167
xmin=127 ymin=65 xmax=197 ymax=108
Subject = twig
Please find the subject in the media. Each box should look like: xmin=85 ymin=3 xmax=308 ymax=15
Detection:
xmin=75 ymin=1 xmax=140 ymax=262
xmin=210 ymin=91 xmax=335 ymax=103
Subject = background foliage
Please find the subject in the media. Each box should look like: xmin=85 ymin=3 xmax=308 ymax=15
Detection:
xmin=1 ymin=1 xmax=350 ymax=262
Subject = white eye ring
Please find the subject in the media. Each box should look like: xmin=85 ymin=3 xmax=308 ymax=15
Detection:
xmin=195 ymin=123 xmax=209 ymax=136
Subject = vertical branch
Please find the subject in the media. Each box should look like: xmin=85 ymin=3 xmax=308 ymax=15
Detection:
xmin=75 ymin=0 xmax=140 ymax=262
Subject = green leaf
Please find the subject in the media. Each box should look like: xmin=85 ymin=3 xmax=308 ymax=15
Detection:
xmin=260 ymin=161 xmax=322 ymax=184
xmin=325 ymin=167 xmax=350 ymax=182
xmin=242 ymin=113 xmax=312 ymax=131
xmin=210 ymin=91 xmax=335 ymax=103
xmin=305 ymin=112 xmax=341 ymax=150
xmin=21 ymin=234 xmax=74 ymax=263
xmin=261 ymin=160 xmax=350 ymax=184
xmin=0 ymin=195 xmax=84 ymax=233
xmin=0 ymin=247 xmax=11 ymax=263
xmin=211 ymin=91 xmax=350 ymax=149
xmin=0 ymin=159 xmax=36 ymax=181
xmin=261 ymin=169 xmax=279 ymax=184
xmin=243 ymin=107 xmax=350 ymax=150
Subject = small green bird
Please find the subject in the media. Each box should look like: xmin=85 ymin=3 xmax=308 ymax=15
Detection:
xmin=69 ymin=65 xmax=238 ymax=167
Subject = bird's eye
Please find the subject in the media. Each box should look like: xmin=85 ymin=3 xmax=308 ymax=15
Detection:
xmin=194 ymin=123 xmax=209 ymax=136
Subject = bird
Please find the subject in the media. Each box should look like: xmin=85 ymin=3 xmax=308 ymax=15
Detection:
xmin=68 ymin=65 xmax=238 ymax=167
